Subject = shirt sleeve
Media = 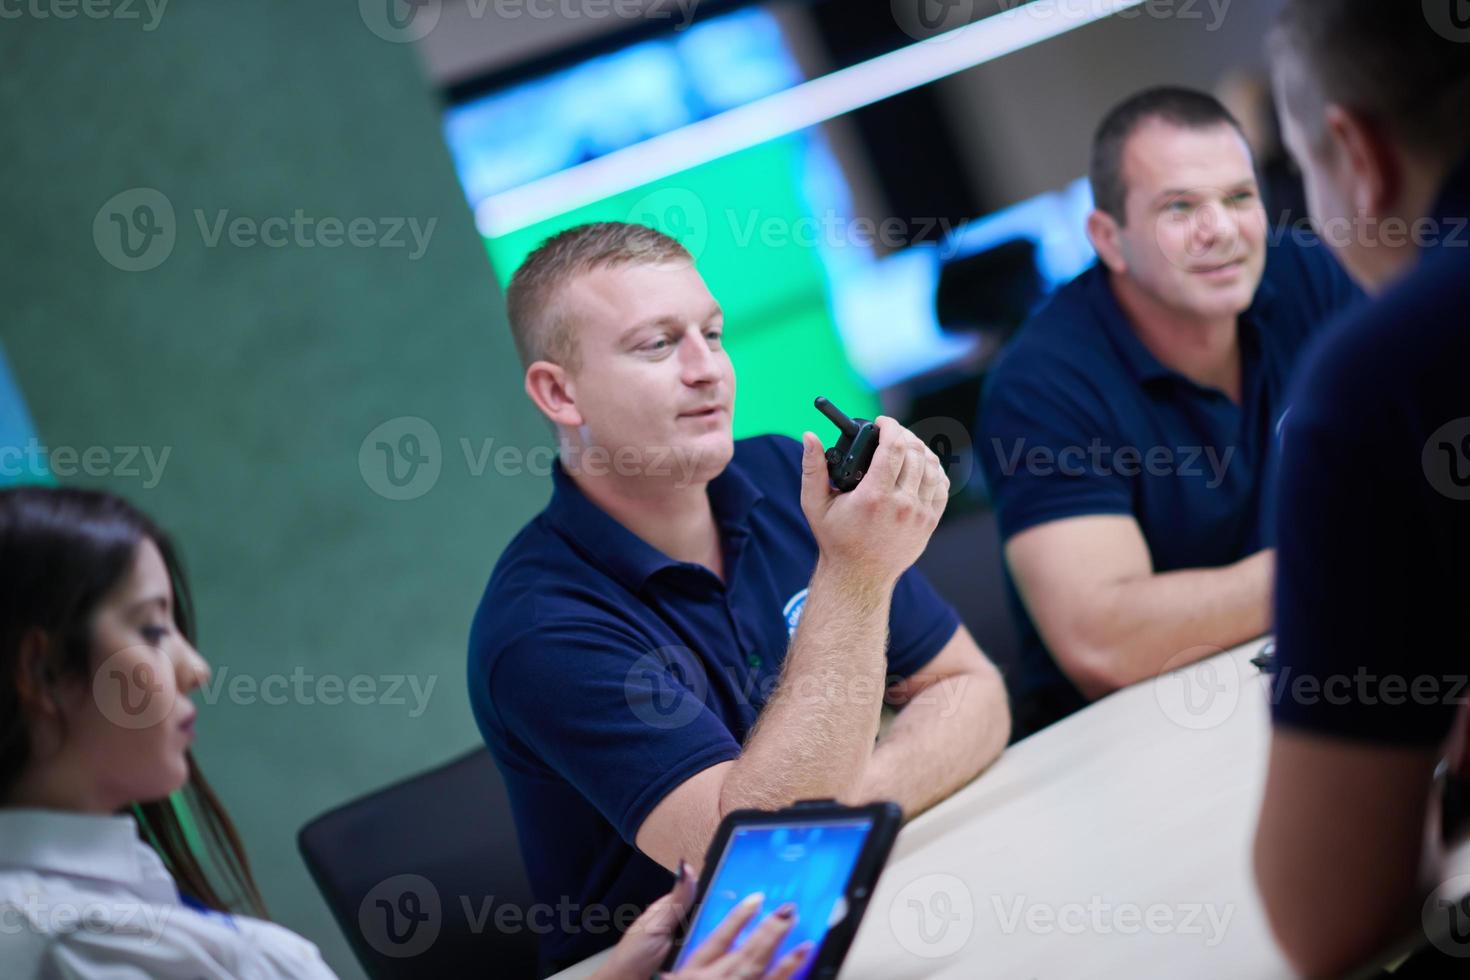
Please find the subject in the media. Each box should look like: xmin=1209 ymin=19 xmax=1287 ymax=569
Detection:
xmin=979 ymin=354 xmax=1134 ymax=541
xmin=486 ymin=621 xmax=743 ymax=843
xmin=1271 ymin=358 xmax=1457 ymax=746
xmin=885 ymin=566 xmax=962 ymax=680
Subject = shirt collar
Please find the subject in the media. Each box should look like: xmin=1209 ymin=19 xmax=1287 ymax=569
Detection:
xmin=1084 ymin=262 xmax=1277 ymax=387
xmin=0 ymin=808 xmax=179 ymax=905
xmin=545 ymin=452 xmax=765 ymax=594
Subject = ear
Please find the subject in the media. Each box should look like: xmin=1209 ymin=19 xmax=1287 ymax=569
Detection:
xmin=14 ymin=628 xmax=61 ymax=721
xmin=1086 ymin=208 xmax=1127 ymax=274
xmin=1323 ymin=103 xmax=1402 ymax=216
xmin=523 ymin=361 xmax=583 ymax=429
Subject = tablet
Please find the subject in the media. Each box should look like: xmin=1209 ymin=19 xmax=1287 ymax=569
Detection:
xmin=665 ymin=799 xmax=903 ymax=979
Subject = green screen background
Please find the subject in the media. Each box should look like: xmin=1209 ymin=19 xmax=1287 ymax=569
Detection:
xmin=484 ymin=135 xmax=881 ymax=439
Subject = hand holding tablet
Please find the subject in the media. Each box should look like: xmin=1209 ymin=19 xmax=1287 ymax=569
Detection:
xmin=665 ymin=800 xmax=904 ymax=979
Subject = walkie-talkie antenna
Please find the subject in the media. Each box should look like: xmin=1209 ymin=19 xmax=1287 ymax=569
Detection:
xmin=814 ymin=396 xmax=859 ymax=438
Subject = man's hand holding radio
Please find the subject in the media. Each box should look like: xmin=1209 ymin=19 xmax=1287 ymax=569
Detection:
xmin=801 ymin=415 xmax=949 ymax=592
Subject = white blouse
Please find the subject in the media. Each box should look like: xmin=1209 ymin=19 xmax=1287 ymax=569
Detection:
xmin=0 ymin=808 xmax=337 ymax=980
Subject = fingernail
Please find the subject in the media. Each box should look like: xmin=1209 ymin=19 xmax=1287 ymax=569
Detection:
xmin=743 ymin=892 xmax=765 ymax=908
xmin=776 ymin=903 xmax=796 ymax=920
xmin=675 ymin=859 xmax=687 ymax=882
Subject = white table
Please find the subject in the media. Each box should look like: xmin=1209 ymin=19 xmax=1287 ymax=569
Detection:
xmin=554 ymin=639 xmax=1470 ymax=978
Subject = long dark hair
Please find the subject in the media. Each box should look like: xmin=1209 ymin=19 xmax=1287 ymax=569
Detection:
xmin=0 ymin=485 xmax=267 ymax=916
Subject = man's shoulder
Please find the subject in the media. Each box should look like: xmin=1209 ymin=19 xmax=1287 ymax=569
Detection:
xmin=1306 ymin=248 xmax=1468 ymax=393
xmin=469 ymin=516 xmax=624 ymax=657
xmin=730 ymin=433 xmax=804 ymax=497
xmin=733 ymin=432 xmax=802 ymax=467
xmin=1258 ymin=229 xmax=1361 ymax=329
xmin=989 ymin=267 xmax=1117 ymax=386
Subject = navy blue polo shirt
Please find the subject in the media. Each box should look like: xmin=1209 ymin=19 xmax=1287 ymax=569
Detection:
xmin=979 ymin=234 xmax=1361 ymax=731
xmin=467 ymin=434 xmax=960 ymax=974
xmin=1271 ymin=156 xmax=1470 ymax=745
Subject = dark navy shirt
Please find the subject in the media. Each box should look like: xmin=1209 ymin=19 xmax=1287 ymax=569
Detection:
xmin=467 ymin=434 xmax=960 ymax=974
xmin=1272 ymin=157 xmax=1470 ymax=745
xmin=979 ymin=235 xmax=1361 ymax=731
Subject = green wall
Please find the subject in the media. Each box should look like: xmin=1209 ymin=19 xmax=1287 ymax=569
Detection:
xmin=0 ymin=6 xmax=549 ymax=977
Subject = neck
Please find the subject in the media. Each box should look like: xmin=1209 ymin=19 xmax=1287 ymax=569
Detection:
xmin=1109 ymin=271 xmax=1242 ymax=401
xmin=566 ymin=455 xmax=724 ymax=580
xmin=3 ymin=763 xmax=117 ymax=815
xmin=1360 ymin=152 xmax=1457 ymax=293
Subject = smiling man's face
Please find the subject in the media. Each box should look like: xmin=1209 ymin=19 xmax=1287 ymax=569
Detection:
xmin=1113 ymin=120 xmax=1269 ymax=320
xmin=556 ymin=260 xmax=736 ymax=487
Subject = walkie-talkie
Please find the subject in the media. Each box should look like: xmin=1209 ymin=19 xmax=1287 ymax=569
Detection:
xmin=814 ymin=396 xmax=879 ymax=493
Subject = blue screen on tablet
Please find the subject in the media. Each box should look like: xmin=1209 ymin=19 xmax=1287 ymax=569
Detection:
xmin=674 ymin=818 xmax=874 ymax=978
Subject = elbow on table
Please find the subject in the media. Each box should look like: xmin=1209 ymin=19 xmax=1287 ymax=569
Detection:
xmin=979 ymin=661 xmax=1014 ymax=750
xmin=1252 ymin=835 xmax=1400 ymax=979
xmin=1261 ymin=903 xmax=1389 ymax=979
xmin=1051 ymin=635 xmax=1131 ymax=702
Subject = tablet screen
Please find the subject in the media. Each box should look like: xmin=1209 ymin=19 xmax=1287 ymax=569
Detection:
xmin=673 ymin=817 xmax=874 ymax=977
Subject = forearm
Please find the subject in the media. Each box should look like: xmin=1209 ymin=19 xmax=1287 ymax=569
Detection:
xmin=851 ymin=661 xmax=1010 ymax=818
xmin=720 ymin=559 xmax=892 ymax=813
xmin=1063 ymin=549 xmax=1273 ymax=696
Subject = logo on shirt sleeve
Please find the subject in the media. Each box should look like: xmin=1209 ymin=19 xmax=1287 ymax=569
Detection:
xmin=783 ymin=589 xmax=810 ymax=638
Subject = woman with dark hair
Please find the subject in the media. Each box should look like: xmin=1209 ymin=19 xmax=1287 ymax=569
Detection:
xmin=0 ymin=485 xmax=808 ymax=979
xmin=0 ymin=485 xmax=336 ymax=977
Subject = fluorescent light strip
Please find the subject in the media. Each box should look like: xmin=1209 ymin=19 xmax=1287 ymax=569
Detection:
xmin=476 ymin=0 xmax=1144 ymax=237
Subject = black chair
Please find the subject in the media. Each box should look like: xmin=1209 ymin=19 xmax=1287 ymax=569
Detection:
xmin=914 ymin=506 xmax=1022 ymax=687
xmin=298 ymin=747 xmax=540 ymax=979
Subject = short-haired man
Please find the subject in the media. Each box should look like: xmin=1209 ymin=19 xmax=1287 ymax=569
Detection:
xmin=979 ymin=87 xmax=1361 ymax=736
xmin=1252 ymin=3 xmax=1470 ymax=975
xmin=469 ymin=222 xmax=1010 ymax=973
